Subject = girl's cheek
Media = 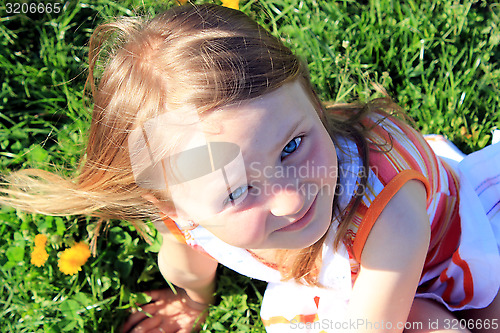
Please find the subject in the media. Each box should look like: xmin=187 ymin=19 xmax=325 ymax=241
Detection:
xmin=207 ymin=208 xmax=266 ymax=248
xmin=230 ymin=210 xmax=268 ymax=246
xmin=301 ymin=136 xmax=336 ymax=181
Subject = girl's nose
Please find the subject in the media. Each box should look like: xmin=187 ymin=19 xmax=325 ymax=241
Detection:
xmin=269 ymin=186 xmax=304 ymax=217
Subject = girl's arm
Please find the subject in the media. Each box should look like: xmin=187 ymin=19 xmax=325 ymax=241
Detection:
xmin=346 ymin=180 xmax=431 ymax=333
xmin=122 ymin=224 xmax=218 ymax=333
xmin=155 ymin=223 xmax=219 ymax=305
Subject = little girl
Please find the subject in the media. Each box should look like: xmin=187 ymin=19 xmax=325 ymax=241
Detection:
xmin=2 ymin=4 xmax=500 ymax=333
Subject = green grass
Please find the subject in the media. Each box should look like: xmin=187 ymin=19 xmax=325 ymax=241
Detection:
xmin=1 ymin=0 xmax=499 ymax=332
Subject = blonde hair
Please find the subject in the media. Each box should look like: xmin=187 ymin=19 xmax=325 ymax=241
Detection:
xmin=1 ymin=4 xmax=392 ymax=285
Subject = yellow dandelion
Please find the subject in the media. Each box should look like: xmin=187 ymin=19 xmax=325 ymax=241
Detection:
xmin=31 ymin=234 xmax=49 ymax=267
xmin=222 ymin=0 xmax=239 ymax=10
xmin=34 ymin=234 xmax=48 ymax=247
xmin=31 ymin=247 xmax=49 ymax=267
xmin=58 ymin=242 xmax=91 ymax=276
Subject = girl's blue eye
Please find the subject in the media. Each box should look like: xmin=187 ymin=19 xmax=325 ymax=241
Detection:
xmin=281 ymin=137 xmax=302 ymax=159
xmin=224 ymin=185 xmax=249 ymax=206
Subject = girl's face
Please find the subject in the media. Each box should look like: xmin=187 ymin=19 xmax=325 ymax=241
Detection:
xmin=167 ymin=80 xmax=338 ymax=250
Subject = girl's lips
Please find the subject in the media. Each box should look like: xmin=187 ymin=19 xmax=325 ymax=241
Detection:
xmin=275 ymin=196 xmax=317 ymax=232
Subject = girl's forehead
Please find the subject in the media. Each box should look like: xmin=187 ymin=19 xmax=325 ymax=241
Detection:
xmin=201 ymin=81 xmax=315 ymax=142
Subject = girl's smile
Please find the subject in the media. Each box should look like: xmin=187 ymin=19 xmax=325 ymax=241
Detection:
xmin=166 ymin=80 xmax=338 ymax=250
xmin=274 ymin=193 xmax=318 ymax=233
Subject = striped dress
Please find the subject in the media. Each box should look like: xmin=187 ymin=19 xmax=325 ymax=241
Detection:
xmin=342 ymin=113 xmax=500 ymax=311
xmin=162 ymin=112 xmax=500 ymax=333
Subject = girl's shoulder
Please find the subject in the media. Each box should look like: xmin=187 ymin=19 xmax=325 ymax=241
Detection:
xmin=362 ymin=112 xmax=435 ymax=194
xmin=338 ymin=113 xmax=439 ymax=261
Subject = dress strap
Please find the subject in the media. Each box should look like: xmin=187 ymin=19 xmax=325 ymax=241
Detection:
xmin=160 ymin=213 xmax=187 ymax=244
xmin=352 ymin=169 xmax=431 ymax=260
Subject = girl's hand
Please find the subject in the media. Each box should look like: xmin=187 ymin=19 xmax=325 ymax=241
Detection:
xmin=121 ymin=288 xmax=209 ymax=333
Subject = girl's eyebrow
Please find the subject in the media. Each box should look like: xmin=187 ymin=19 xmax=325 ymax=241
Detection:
xmin=272 ymin=114 xmax=307 ymax=154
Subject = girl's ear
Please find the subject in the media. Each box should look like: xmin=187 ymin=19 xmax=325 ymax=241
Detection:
xmin=142 ymin=193 xmax=198 ymax=231
xmin=142 ymin=193 xmax=178 ymax=218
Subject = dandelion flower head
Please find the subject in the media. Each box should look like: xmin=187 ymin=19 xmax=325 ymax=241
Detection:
xmin=34 ymin=234 xmax=48 ymax=247
xmin=58 ymin=242 xmax=91 ymax=275
xmin=31 ymin=234 xmax=49 ymax=267
xmin=222 ymin=0 xmax=239 ymax=10
xmin=31 ymin=247 xmax=49 ymax=267
xmin=176 ymin=0 xmax=239 ymax=10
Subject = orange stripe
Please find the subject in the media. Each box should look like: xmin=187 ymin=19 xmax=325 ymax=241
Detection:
xmin=296 ymin=313 xmax=319 ymax=323
xmin=160 ymin=213 xmax=187 ymax=244
xmin=422 ymin=160 xmax=461 ymax=275
xmin=435 ymin=253 xmax=474 ymax=309
xmin=439 ymin=268 xmax=455 ymax=303
xmin=262 ymin=313 xmax=319 ymax=326
xmin=364 ymin=115 xmax=438 ymax=191
xmin=352 ymin=169 xmax=431 ymax=260
xmin=397 ymin=120 xmax=438 ymax=180
xmin=451 ymin=251 xmax=474 ymax=308
xmin=261 ymin=316 xmax=290 ymax=326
